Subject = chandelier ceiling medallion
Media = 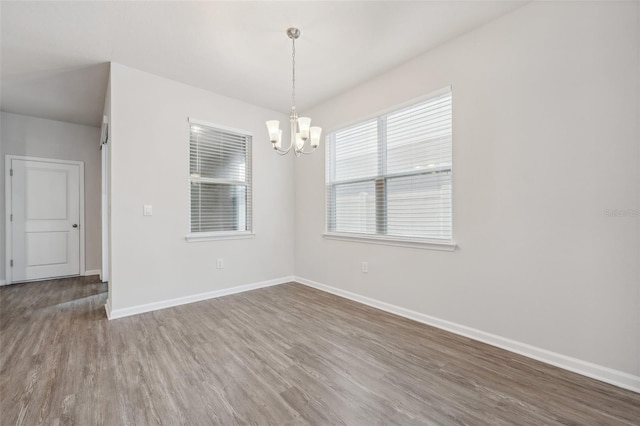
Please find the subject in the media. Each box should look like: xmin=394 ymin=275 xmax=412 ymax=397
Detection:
xmin=266 ymin=27 xmax=321 ymax=157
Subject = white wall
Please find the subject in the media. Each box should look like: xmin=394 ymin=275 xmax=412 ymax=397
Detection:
xmin=294 ymin=0 xmax=640 ymax=383
xmin=108 ymin=63 xmax=294 ymax=312
xmin=0 ymin=112 xmax=102 ymax=281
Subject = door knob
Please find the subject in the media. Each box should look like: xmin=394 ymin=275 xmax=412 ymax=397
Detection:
xmin=72 ymin=224 xmax=78 ymax=228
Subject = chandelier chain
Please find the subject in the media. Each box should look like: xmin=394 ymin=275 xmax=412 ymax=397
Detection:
xmin=292 ymin=37 xmax=296 ymax=110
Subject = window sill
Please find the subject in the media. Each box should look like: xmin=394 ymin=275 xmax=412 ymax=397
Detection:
xmin=186 ymin=232 xmax=255 ymax=242
xmin=323 ymin=232 xmax=456 ymax=252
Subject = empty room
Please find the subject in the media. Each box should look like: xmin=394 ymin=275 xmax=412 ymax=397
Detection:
xmin=1 ymin=1 xmax=639 ymax=424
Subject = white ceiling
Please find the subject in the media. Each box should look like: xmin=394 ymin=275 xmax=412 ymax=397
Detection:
xmin=1 ymin=1 xmax=525 ymax=127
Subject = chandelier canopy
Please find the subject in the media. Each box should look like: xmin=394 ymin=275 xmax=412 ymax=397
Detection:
xmin=266 ymin=27 xmax=321 ymax=157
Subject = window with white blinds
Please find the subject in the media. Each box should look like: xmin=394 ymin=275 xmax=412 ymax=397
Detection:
xmin=188 ymin=119 xmax=252 ymax=236
xmin=326 ymin=87 xmax=452 ymax=242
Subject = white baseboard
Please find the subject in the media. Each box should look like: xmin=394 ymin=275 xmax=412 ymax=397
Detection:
xmin=106 ymin=276 xmax=295 ymax=320
xmin=295 ymin=276 xmax=640 ymax=394
xmin=105 ymin=298 xmax=112 ymax=320
xmin=0 ymin=279 xmax=6 ymax=287
xmin=82 ymin=269 xmax=101 ymax=277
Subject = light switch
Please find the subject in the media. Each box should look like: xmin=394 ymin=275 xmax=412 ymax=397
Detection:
xmin=143 ymin=205 xmax=153 ymax=216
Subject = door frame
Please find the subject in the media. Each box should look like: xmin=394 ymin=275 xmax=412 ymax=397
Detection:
xmin=5 ymin=155 xmax=85 ymax=285
xmin=100 ymin=115 xmax=109 ymax=283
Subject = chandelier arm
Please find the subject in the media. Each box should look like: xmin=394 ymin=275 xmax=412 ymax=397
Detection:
xmin=274 ymin=146 xmax=293 ymax=155
xmin=298 ymin=145 xmax=318 ymax=155
xmin=273 ymin=136 xmax=295 ymax=155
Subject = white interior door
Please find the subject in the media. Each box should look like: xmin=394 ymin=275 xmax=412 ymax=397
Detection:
xmin=10 ymin=159 xmax=81 ymax=282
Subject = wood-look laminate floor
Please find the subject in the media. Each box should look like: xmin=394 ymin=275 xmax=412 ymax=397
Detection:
xmin=1 ymin=277 xmax=638 ymax=425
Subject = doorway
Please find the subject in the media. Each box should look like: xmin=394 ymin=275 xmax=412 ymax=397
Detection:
xmin=5 ymin=156 xmax=85 ymax=284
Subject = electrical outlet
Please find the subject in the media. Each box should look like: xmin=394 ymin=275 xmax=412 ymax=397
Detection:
xmin=361 ymin=261 xmax=368 ymax=273
xmin=216 ymin=258 xmax=224 ymax=269
xmin=143 ymin=205 xmax=153 ymax=216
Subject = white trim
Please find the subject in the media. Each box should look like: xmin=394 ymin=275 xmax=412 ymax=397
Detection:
xmin=106 ymin=276 xmax=295 ymax=320
xmin=323 ymin=232 xmax=456 ymax=251
xmin=100 ymin=115 xmax=110 ymax=283
xmin=99 ymin=114 xmax=108 ymax=148
xmin=188 ymin=117 xmax=253 ymax=137
xmin=105 ymin=298 xmax=112 ymax=320
xmin=82 ymin=269 xmax=101 ymax=277
xmin=0 ymin=280 xmax=7 ymax=286
xmin=4 ymin=155 xmax=84 ymax=167
xmin=5 ymin=157 xmax=11 ymax=285
xmin=5 ymin=155 xmax=85 ymax=285
xmin=324 ymin=85 xmax=453 ymax=135
xmin=185 ymin=231 xmax=255 ymax=243
xmin=295 ymin=276 xmax=640 ymax=394
xmin=79 ymin=162 xmax=86 ymax=276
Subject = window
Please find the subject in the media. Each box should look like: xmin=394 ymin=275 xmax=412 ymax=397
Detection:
xmin=326 ymin=87 xmax=452 ymax=245
xmin=188 ymin=118 xmax=252 ymax=240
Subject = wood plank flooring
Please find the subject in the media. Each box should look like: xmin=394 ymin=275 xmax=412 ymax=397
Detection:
xmin=1 ymin=276 xmax=638 ymax=425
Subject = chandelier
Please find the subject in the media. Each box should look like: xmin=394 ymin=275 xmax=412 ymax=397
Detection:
xmin=266 ymin=27 xmax=321 ymax=156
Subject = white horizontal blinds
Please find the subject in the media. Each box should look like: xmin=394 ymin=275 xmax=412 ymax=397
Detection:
xmin=386 ymin=91 xmax=452 ymax=175
xmin=333 ymin=181 xmax=377 ymax=234
xmin=189 ymin=128 xmax=248 ymax=181
xmin=189 ymin=122 xmax=252 ymax=233
xmin=326 ymin=87 xmax=452 ymax=240
xmin=385 ymin=90 xmax=452 ymax=240
xmin=386 ymin=173 xmax=452 ymax=239
xmin=327 ymin=119 xmax=380 ymax=233
xmin=334 ymin=119 xmax=378 ymax=181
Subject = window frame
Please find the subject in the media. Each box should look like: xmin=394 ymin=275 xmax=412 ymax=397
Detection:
xmin=324 ymin=87 xmax=456 ymax=251
xmin=185 ymin=118 xmax=254 ymax=243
